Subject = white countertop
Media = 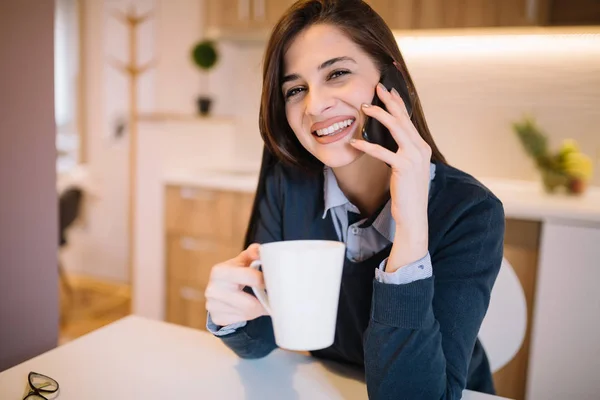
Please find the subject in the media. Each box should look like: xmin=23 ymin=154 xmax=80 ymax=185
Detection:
xmin=0 ymin=315 xmax=509 ymax=400
xmin=165 ymin=168 xmax=259 ymax=193
xmin=164 ymin=169 xmax=600 ymax=225
xmin=479 ymin=177 xmax=600 ymax=224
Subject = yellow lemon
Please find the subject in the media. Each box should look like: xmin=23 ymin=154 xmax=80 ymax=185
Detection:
xmin=562 ymin=152 xmax=593 ymax=181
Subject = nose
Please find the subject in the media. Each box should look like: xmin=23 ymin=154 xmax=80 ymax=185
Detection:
xmin=304 ymin=86 xmax=334 ymax=117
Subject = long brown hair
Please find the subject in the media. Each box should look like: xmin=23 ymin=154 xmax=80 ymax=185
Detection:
xmin=259 ymin=0 xmax=447 ymax=173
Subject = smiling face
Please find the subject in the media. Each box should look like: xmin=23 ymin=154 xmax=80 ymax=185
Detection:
xmin=281 ymin=24 xmax=381 ymax=168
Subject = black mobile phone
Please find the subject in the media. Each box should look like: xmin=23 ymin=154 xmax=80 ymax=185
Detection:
xmin=361 ymin=62 xmax=415 ymax=153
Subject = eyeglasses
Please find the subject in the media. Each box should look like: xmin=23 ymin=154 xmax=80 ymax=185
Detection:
xmin=23 ymin=372 xmax=59 ymax=400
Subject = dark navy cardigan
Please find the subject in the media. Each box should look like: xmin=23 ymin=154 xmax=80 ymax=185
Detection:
xmin=219 ymin=152 xmax=505 ymax=399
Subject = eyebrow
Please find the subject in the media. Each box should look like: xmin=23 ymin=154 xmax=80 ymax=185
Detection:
xmin=281 ymin=56 xmax=357 ymax=85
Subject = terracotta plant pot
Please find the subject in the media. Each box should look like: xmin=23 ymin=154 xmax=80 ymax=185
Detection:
xmin=567 ymin=177 xmax=587 ymax=195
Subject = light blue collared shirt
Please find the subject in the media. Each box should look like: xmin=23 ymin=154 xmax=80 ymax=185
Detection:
xmin=323 ymin=164 xmax=435 ymax=284
xmin=207 ymin=163 xmax=436 ymax=336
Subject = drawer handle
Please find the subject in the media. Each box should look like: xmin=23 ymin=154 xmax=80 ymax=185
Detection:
xmin=238 ymin=0 xmax=250 ymax=21
xmin=179 ymin=187 xmax=215 ymax=201
xmin=525 ymin=0 xmax=537 ymax=22
xmin=180 ymin=286 xmax=204 ymax=301
xmin=253 ymin=0 xmax=265 ymax=20
xmin=179 ymin=237 xmax=216 ymax=251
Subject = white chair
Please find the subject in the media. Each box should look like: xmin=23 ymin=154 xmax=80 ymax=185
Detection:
xmin=478 ymin=257 xmax=527 ymax=373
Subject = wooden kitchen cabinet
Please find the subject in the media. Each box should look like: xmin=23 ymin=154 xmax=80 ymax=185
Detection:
xmin=366 ymin=0 xmax=540 ymax=30
xmin=205 ymin=0 xmax=597 ymax=39
xmin=368 ymin=0 xmax=600 ymax=29
xmin=204 ymin=0 xmax=295 ymax=37
xmin=363 ymin=0 xmax=415 ymax=30
xmin=493 ymin=219 xmax=541 ymax=400
xmin=546 ymin=0 xmax=600 ymax=25
xmin=165 ymin=185 xmax=237 ymax=240
xmin=260 ymin=0 xmax=297 ymax=28
xmin=166 ymin=236 xmax=238 ymax=288
xmin=205 ymin=0 xmax=252 ymax=33
xmin=164 ymin=184 xmax=255 ymax=331
xmin=367 ymin=0 xmax=600 ymax=28
xmin=167 ymin=282 xmax=209 ymax=331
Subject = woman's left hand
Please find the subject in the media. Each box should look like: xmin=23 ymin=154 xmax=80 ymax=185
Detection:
xmin=350 ymin=83 xmax=432 ymax=272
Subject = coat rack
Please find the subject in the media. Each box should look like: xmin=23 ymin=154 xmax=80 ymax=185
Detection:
xmin=108 ymin=4 xmax=156 ymax=291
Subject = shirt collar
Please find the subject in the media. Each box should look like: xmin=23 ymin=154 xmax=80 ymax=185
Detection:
xmin=322 ymin=166 xmax=352 ymax=218
xmin=322 ymin=163 xmax=437 ymax=241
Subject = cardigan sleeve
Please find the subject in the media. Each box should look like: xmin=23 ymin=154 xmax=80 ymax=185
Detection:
xmin=212 ymin=165 xmax=284 ymax=359
xmin=363 ymin=194 xmax=505 ymax=399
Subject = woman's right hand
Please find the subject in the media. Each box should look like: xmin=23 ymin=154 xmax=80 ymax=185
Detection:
xmin=204 ymin=243 xmax=269 ymax=327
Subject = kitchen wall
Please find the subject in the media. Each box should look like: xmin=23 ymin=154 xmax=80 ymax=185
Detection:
xmin=153 ymin=8 xmax=600 ymax=183
xmin=206 ymin=32 xmax=600 ymax=184
xmin=391 ymin=31 xmax=600 ymax=183
xmin=68 ymin=0 xmax=600 ymax=282
xmin=0 ymin=0 xmax=59 ymax=372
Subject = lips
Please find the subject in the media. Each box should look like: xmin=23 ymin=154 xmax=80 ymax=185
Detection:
xmin=311 ymin=118 xmax=357 ymax=145
xmin=310 ymin=115 xmax=356 ymax=134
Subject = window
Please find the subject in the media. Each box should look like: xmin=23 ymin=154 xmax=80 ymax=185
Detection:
xmin=55 ymin=0 xmax=80 ymax=174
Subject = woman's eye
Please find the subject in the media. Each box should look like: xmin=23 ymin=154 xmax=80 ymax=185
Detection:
xmin=285 ymin=87 xmax=305 ymax=99
xmin=328 ymin=69 xmax=350 ymax=80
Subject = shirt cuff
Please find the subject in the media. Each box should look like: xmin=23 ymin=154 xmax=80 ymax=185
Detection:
xmin=206 ymin=312 xmax=247 ymax=336
xmin=375 ymin=252 xmax=433 ymax=285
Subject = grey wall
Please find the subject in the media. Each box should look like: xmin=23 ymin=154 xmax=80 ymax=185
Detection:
xmin=0 ymin=0 xmax=59 ymax=372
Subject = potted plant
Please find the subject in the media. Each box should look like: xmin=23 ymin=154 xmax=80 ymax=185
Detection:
xmin=190 ymin=39 xmax=219 ymax=115
xmin=513 ymin=116 xmax=594 ymax=195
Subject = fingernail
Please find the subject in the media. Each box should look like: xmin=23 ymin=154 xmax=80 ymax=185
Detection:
xmin=361 ymin=103 xmax=371 ymax=108
xmin=391 ymin=88 xmax=400 ymax=98
xmin=350 ymin=138 xmax=356 ymax=143
xmin=377 ymin=82 xmax=387 ymax=92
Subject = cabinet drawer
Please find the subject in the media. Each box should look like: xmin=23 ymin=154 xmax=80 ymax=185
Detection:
xmin=165 ymin=185 xmax=236 ymax=239
xmin=166 ymin=281 xmax=208 ymax=331
xmin=166 ymin=235 xmax=240 ymax=288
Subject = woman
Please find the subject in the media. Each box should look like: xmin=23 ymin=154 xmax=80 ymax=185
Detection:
xmin=204 ymin=0 xmax=505 ymax=398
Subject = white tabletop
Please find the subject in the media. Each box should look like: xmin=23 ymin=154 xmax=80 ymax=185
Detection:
xmin=0 ymin=315 xmax=511 ymax=399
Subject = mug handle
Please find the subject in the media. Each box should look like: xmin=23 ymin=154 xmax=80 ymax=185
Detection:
xmin=249 ymin=260 xmax=272 ymax=315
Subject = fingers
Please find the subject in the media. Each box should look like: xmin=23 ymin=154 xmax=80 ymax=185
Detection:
xmin=209 ymin=312 xmax=247 ymax=327
xmin=350 ymin=138 xmax=409 ymax=169
xmin=362 ymin=89 xmax=416 ymax=151
xmin=210 ymin=263 xmax=265 ymax=288
xmin=235 ymin=243 xmax=260 ymax=266
xmin=382 ymin=86 xmax=432 ymax=157
xmin=376 ymin=82 xmax=411 ymax=121
xmin=206 ymin=298 xmax=242 ymax=316
xmin=206 ymin=293 xmax=267 ymax=321
xmin=205 ymin=244 xmax=269 ymax=327
xmin=205 ymin=287 xmax=264 ymax=313
xmin=360 ymin=83 xmax=431 ymax=159
xmin=362 ymin=104 xmax=412 ymax=151
xmin=205 ymin=287 xmax=268 ymax=325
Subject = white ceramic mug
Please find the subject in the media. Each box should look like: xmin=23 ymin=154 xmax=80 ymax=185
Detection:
xmin=249 ymin=240 xmax=346 ymax=351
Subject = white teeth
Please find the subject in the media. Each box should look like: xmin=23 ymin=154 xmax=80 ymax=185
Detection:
xmin=315 ymin=119 xmax=354 ymax=137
